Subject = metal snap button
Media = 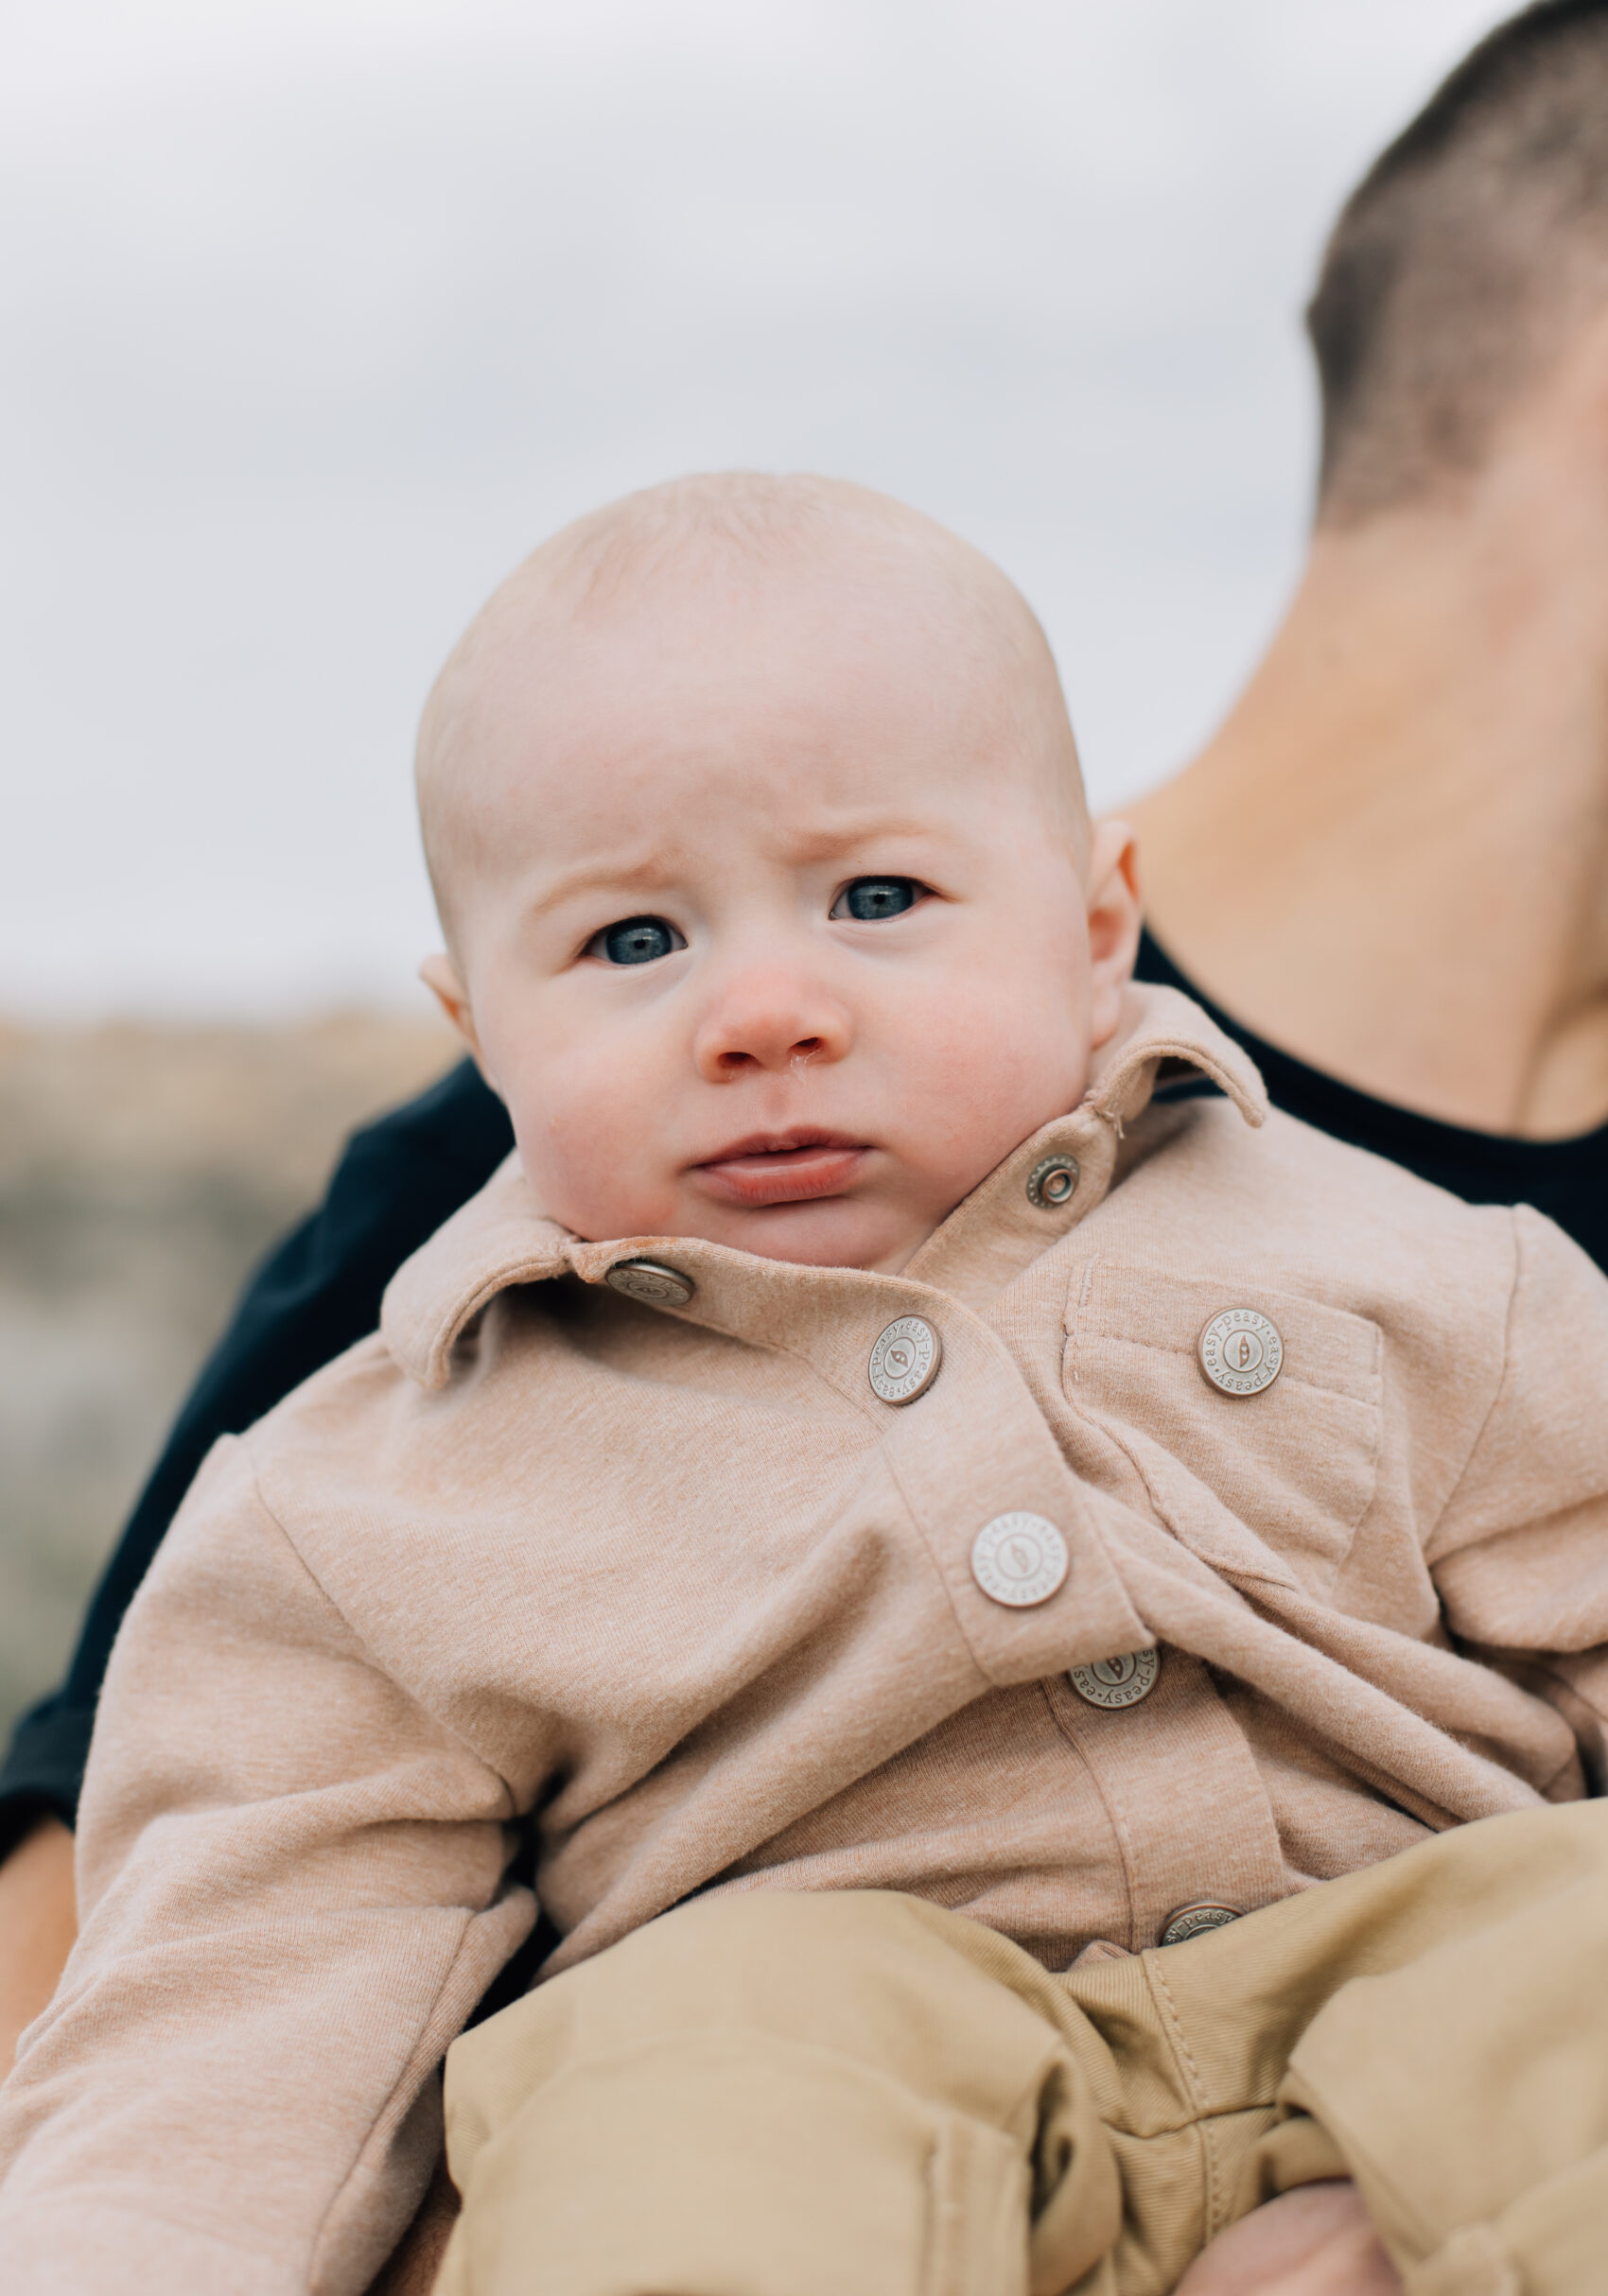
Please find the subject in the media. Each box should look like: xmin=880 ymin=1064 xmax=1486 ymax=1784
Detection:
xmin=867 ymin=1315 xmax=942 ymax=1405
xmin=604 ymin=1259 xmax=695 ymax=1308
xmin=1069 ymin=1646 xmax=1161 ymax=1710
xmin=970 ymin=1513 xmax=1069 ymax=1608
xmin=1026 ymin=1155 xmax=1080 ymax=1209
xmin=1197 ymin=1307 xmax=1283 ymax=1397
xmin=1159 ymin=1902 xmax=1241 ymax=1947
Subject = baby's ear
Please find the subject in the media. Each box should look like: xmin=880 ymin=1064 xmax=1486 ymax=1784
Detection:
xmin=419 ymin=954 xmax=483 ymax=1059
xmin=1085 ymin=820 xmax=1142 ymax=1050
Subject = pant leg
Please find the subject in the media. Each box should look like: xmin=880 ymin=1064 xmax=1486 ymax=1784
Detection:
xmin=1270 ymin=1802 xmax=1608 ymax=2295
xmin=435 ymin=1801 xmax=1608 ymax=2296
xmin=1066 ymin=1799 xmax=1608 ymax=2296
xmin=432 ymin=1888 xmax=1150 ymax=2296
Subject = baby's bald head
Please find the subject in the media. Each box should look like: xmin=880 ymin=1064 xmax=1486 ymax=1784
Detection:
xmin=415 ymin=473 xmax=1087 ymax=949
xmin=411 ymin=474 xmax=1138 ymax=1272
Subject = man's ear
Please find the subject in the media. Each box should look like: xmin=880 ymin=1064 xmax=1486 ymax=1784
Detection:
xmin=419 ymin=953 xmax=486 ymax=1066
xmin=1085 ymin=820 xmax=1142 ymax=1051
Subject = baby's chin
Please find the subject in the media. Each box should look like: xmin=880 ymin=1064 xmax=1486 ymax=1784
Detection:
xmin=723 ymin=1206 xmax=932 ymax=1275
xmin=566 ymin=1191 xmax=940 ymax=1275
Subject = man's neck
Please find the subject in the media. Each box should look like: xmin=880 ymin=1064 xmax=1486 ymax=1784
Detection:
xmin=1126 ymin=480 xmax=1608 ymax=1139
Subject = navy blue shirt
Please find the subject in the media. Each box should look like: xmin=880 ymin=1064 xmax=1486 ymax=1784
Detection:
xmin=6 ymin=928 xmax=1606 ymax=1848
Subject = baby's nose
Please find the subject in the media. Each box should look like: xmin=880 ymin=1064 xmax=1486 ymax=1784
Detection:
xmin=692 ymin=973 xmax=852 ymax=1080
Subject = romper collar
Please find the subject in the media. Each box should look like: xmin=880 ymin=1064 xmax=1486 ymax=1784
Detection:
xmin=381 ymin=983 xmax=1266 ymax=1389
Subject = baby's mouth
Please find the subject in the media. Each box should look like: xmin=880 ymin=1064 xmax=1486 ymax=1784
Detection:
xmin=690 ymin=1132 xmax=871 ymax=1209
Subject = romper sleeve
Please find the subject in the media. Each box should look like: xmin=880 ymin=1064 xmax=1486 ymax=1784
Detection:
xmin=0 ymin=1059 xmax=513 ymax=1857
xmin=0 ymin=1433 xmax=535 ymax=2296
xmin=1425 ymin=1205 xmax=1608 ymax=1791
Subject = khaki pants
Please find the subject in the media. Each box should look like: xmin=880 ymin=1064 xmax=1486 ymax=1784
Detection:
xmin=435 ymin=1803 xmax=1608 ymax=2296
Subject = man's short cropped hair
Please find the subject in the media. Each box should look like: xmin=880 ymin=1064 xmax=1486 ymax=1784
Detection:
xmin=1308 ymin=1 xmax=1608 ymax=524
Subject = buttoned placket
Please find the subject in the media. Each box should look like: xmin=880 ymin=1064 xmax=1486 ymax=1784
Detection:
xmin=971 ymin=1132 xmax=1291 ymax=1948
xmin=984 ymin=1158 xmax=1293 ymax=1947
xmin=558 ymin=1105 xmax=1291 ymax=1953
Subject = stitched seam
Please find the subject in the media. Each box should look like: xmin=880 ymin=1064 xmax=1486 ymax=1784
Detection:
xmin=1143 ymin=1954 xmax=1223 ymax=2236
xmin=1037 ymin=1683 xmax=1141 ymax=1953
xmin=1145 ymin=1954 xmax=1208 ymax=2115
xmin=1063 ymin=1258 xmax=1097 ymax=1390
xmin=1066 ymin=1262 xmax=1381 ymax=1343
xmin=1423 ymin=1208 xmax=1522 ymax=1561
xmin=240 ymin=1438 xmax=522 ymax=1813
xmin=876 ymin=1444 xmax=1009 ymax=1698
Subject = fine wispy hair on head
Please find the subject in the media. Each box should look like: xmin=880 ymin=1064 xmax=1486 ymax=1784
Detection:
xmin=427 ymin=472 xmax=1068 ymax=702
xmin=1308 ymin=0 xmax=1608 ymax=524
xmin=507 ymin=473 xmax=1054 ymax=680
xmin=534 ymin=470 xmax=878 ymax=614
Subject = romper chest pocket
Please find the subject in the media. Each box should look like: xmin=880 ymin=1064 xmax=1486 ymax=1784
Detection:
xmin=1064 ymin=1262 xmax=1384 ymax=1593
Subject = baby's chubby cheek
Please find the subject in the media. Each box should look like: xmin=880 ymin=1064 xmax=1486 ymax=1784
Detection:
xmin=900 ymin=913 xmax=1097 ymax=1148
xmin=498 ymin=1049 xmax=682 ymax=1242
xmin=900 ymin=961 xmax=1094 ymax=1179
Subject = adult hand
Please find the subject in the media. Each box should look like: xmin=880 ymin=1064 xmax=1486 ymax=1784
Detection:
xmin=0 ymin=1817 xmax=76 ymax=2077
xmin=1175 ymin=2182 xmax=1402 ymax=2295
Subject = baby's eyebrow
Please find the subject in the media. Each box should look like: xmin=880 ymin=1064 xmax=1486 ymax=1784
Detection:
xmin=524 ymin=856 xmax=681 ymax=918
xmin=526 ymin=816 xmax=953 ymax=918
xmin=779 ymin=814 xmax=946 ymax=866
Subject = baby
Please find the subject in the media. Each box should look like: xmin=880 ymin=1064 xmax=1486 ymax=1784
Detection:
xmin=5 ymin=474 xmax=1608 ymax=2296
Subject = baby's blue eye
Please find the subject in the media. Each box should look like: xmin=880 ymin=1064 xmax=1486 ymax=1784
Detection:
xmin=589 ymin=915 xmax=686 ymax=965
xmin=832 ymin=877 xmax=921 ymax=922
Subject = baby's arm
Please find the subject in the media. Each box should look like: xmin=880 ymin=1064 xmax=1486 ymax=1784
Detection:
xmin=0 ymin=1435 xmax=534 ymax=2296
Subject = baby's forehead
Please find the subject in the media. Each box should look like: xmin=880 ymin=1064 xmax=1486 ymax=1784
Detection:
xmin=461 ymin=480 xmax=1043 ymax=689
xmin=448 ymin=577 xmax=988 ymax=789
xmin=418 ymin=477 xmax=1089 ymax=913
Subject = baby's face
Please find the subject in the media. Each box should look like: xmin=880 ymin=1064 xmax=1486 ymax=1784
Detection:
xmin=427 ymin=550 xmax=1138 ymax=1273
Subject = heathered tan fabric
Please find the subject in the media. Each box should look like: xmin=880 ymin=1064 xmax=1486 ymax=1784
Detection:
xmin=3 ymin=984 xmax=1608 ymax=2295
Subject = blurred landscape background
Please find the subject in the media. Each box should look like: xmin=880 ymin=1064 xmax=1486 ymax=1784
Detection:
xmin=1 ymin=0 xmax=1512 ymax=1745
xmin=0 ymin=1017 xmax=453 ymax=1735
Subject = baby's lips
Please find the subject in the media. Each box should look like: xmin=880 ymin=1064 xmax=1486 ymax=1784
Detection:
xmin=691 ymin=1141 xmax=871 ymax=1207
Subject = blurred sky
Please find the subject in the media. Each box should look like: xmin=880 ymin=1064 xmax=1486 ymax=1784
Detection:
xmin=1 ymin=0 xmax=1509 ymax=1017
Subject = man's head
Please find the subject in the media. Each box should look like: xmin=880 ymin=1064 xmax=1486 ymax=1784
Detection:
xmin=1309 ymin=0 xmax=1608 ymax=525
xmin=417 ymin=474 xmax=1138 ymax=1274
